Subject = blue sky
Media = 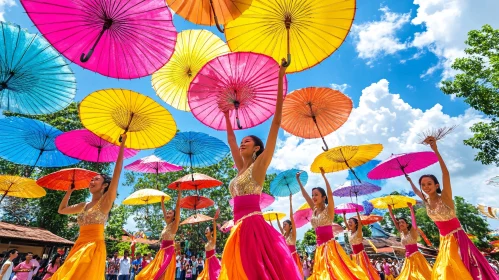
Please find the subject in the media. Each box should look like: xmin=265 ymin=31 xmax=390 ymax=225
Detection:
xmin=5 ymin=0 xmax=499 ymax=235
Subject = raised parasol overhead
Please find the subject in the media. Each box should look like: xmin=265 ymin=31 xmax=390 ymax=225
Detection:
xmin=281 ymin=87 xmax=353 ymax=151
xmin=362 ymin=200 xmax=375 ymax=215
xmin=262 ymin=211 xmax=286 ymax=222
xmin=55 ymin=129 xmax=138 ymax=163
xmin=477 ymin=204 xmax=499 ymax=219
xmin=37 ymin=168 xmax=98 ymax=191
xmin=418 ymin=125 xmax=457 ymax=145
xmin=188 ymin=52 xmax=287 ymax=130
xmin=125 ymin=155 xmax=182 ymax=189
xmin=0 ymin=22 xmax=75 ymax=115
xmin=347 ymin=160 xmax=386 ymax=187
xmin=367 ymin=152 xmax=438 ymax=180
xmin=152 ymin=29 xmax=230 ymax=111
xmin=270 ymin=169 xmax=308 ymax=197
xmin=0 ymin=175 xmax=46 ymax=203
xmin=180 ymin=213 xmax=214 ymax=225
xmin=79 ymin=89 xmax=177 ymax=149
xmin=21 ymin=0 xmax=177 ymax=79
xmin=360 ymin=215 xmax=383 ymax=225
xmin=155 ymin=131 xmax=229 ymax=169
xmin=333 ymin=180 xmax=381 ymax=202
xmin=166 ymin=0 xmax=252 ymax=32
xmin=0 ymin=117 xmax=80 ymax=175
xmin=298 ymin=202 xmax=311 ymax=210
xmin=293 ymin=208 xmax=313 ymax=228
xmin=229 ymin=193 xmax=275 ymax=209
xmin=122 ymin=189 xmax=171 ymax=205
xmin=370 ymin=195 xmax=416 ymax=209
xmin=180 ymin=195 xmax=215 ymax=210
xmin=334 ymin=203 xmax=364 ymax=214
xmin=167 ymin=173 xmax=222 ymax=191
xmin=224 ymin=0 xmax=356 ymax=73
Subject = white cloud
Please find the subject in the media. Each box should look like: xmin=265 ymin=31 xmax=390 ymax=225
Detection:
xmin=330 ymin=83 xmax=350 ymax=92
xmin=351 ymin=6 xmax=411 ymax=64
xmin=0 ymin=0 xmax=15 ymax=21
xmin=270 ymin=79 xmax=499 ymax=239
xmin=406 ymin=84 xmax=414 ymax=90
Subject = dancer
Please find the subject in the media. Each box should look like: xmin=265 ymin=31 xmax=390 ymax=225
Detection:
xmin=277 ymin=195 xmax=303 ymax=277
xmin=50 ymin=134 xmax=127 ymax=279
xmin=197 ymin=210 xmax=221 ymax=280
xmin=408 ymin=136 xmax=498 ymax=280
xmin=388 ymin=202 xmax=432 ymax=280
xmin=298 ymin=168 xmax=369 ymax=280
xmin=343 ymin=211 xmax=380 ymax=280
xmin=218 ymin=59 xmax=301 ymax=280
xmin=136 ymin=193 xmax=182 ymax=280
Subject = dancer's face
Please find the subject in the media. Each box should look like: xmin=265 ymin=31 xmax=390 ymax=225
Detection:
xmin=89 ymin=175 xmax=107 ymax=194
xmin=239 ymin=137 xmax=260 ymax=158
xmin=311 ymin=189 xmax=325 ymax=206
xmin=398 ymin=219 xmax=408 ymax=231
xmin=347 ymin=218 xmax=356 ymax=231
xmin=283 ymin=221 xmax=291 ymax=232
xmin=420 ymin=177 xmax=439 ymax=195
xmin=204 ymin=227 xmax=212 ymax=237
xmin=165 ymin=210 xmax=175 ymax=223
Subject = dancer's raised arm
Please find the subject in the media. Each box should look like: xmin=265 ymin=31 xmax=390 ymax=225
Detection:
xmin=101 ymin=134 xmax=127 ymax=212
xmin=276 ymin=215 xmax=284 ymax=235
xmin=425 ymin=136 xmax=453 ymax=207
xmin=320 ymin=167 xmax=335 ymax=218
xmin=223 ymin=111 xmax=243 ymax=170
xmin=172 ymin=190 xmax=182 ymax=232
xmin=289 ymin=194 xmax=297 ymax=243
xmin=387 ymin=205 xmax=400 ymax=232
xmin=408 ymin=202 xmax=417 ymax=230
xmin=297 ymin=171 xmax=314 ymax=209
xmin=406 ymin=175 xmax=425 ymax=201
xmin=356 ymin=210 xmax=363 ymax=238
xmin=58 ymin=187 xmax=85 ymax=214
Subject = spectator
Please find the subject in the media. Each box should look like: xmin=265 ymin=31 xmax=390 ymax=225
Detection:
xmin=375 ymin=258 xmax=384 ymax=280
xmin=141 ymin=255 xmax=149 ymax=270
xmin=0 ymin=249 xmax=18 ymax=280
xmin=28 ymin=255 xmax=40 ymax=280
xmin=118 ymin=250 xmax=131 ymax=280
xmin=196 ymin=257 xmax=203 ymax=276
xmin=382 ymin=259 xmax=394 ymax=280
xmin=42 ymin=255 xmax=61 ymax=280
xmin=107 ymin=252 xmax=120 ymax=280
xmin=130 ymin=253 xmax=142 ymax=280
xmin=13 ymin=252 xmax=34 ymax=280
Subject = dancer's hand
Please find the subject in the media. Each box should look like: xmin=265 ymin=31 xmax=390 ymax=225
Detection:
xmin=296 ymin=171 xmax=303 ymax=180
xmin=120 ymin=133 xmax=127 ymax=143
xmin=424 ymin=136 xmax=438 ymax=152
xmin=407 ymin=202 xmax=413 ymax=208
xmin=214 ymin=209 xmax=220 ymax=220
xmin=405 ymin=174 xmax=412 ymax=182
xmin=280 ymin=58 xmax=288 ymax=74
xmin=319 ymin=167 xmax=326 ymax=176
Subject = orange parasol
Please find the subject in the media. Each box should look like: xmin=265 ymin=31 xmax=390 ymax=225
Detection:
xmin=167 ymin=173 xmax=222 ymax=191
xmin=180 ymin=195 xmax=215 ymax=210
xmin=360 ymin=215 xmax=383 ymax=225
xmin=180 ymin=213 xmax=213 ymax=225
xmin=37 ymin=168 xmax=98 ymax=191
xmin=282 ymin=87 xmax=352 ymax=151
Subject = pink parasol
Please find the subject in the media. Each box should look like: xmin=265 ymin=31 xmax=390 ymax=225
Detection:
xmin=293 ymin=208 xmax=313 ymax=228
xmin=367 ymin=151 xmax=438 ymax=180
xmin=55 ymin=129 xmax=138 ymax=163
xmin=188 ymin=52 xmax=287 ymax=130
xmin=334 ymin=203 xmax=364 ymax=214
xmin=21 ymin=0 xmax=177 ymax=79
xmin=229 ymin=193 xmax=274 ymax=209
xmin=125 ymin=155 xmax=182 ymax=174
xmin=332 ymin=223 xmax=344 ymax=235
xmin=220 ymin=220 xmax=234 ymax=233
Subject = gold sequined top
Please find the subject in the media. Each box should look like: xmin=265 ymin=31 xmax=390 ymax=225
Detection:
xmin=229 ymin=163 xmax=262 ymax=197
xmin=311 ymin=208 xmax=333 ymax=229
xmin=205 ymin=238 xmax=216 ymax=251
xmin=161 ymin=223 xmax=176 ymax=241
xmin=348 ymin=229 xmax=363 ymax=245
xmin=425 ymin=197 xmax=456 ymax=222
xmin=77 ymin=198 xmax=107 ymax=226
xmin=400 ymin=228 xmax=418 ymax=246
xmin=285 ymin=233 xmax=295 ymax=245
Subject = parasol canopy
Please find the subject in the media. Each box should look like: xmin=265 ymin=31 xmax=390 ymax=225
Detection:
xmin=188 ymin=52 xmax=287 ymax=130
xmin=124 ymin=155 xmax=182 ymax=174
xmin=220 ymin=219 xmax=234 ymax=233
xmin=152 ymin=29 xmax=230 ymax=111
xmin=0 ymin=175 xmax=46 ymax=203
xmin=333 ymin=180 xmax=381 ymax=200
xmin=122 ymin=189 xmax=171 ymax=205
xmin=347 ymin=160 xmax=386 ymax=187
xmin=293 ymin=208 xmax=313 ymax=228
xmin=478 ymin=204 xmax=499 ymax=220
xmin=332 ymin=223 xmax=344 ymax=235
xmin=21 ymin=0 xmax=177 ymax=79
xmin=180 ymin=213 xmax=214 ymax=225
xmin=298 ymin=202 xmax=311 ymax=210
xmin=36 ymin=168 xmax=98 ymax=191
xmin=262 ymin=211 xmax=286 ymax=222
xmin=367 ymin=152 xmax=438 ymax=180
xmin=79 ymin=88 xmax=177 ymax=149
xmin=167 ymin=173 xmax=222 ymax=191
xmin=360 ymin=215 xmax=383 ymax=225
xmin=334 ymin=203 xmax=364 ymax=214
xmin=270 ymin=169 xmax=308 ymax=197
xmin=180 ymin=195 xmax=215 ymax=210
xmin=370 ymin=195 xmax=416 ymax=209
xmin=229 ymin=193 xmax=274 ymax=209
xmin=0 ymin=22 xmax=76 ymax=115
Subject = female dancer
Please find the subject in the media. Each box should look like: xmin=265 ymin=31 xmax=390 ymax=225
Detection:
xmin=197 ymin=211 xmax=221 ymax=280
xmin=277 ymin=195 xmax=303 ymax=277
xmin=51 ymin=134 xmax=127 ymax=279
xmin=388 ymin=202 xmax=432 ymax=279
xmin=343 ymin=211 xmax=380 ymax=280
xmin=136 ymin=193 xmax=182 ymax=280
xmin=408 ymin=136 xmax=498 ymax=280
xmin=218 ymin=59 xmax=301 ymax=280
xmin=298 ymin=168 xmax=368 ymax=280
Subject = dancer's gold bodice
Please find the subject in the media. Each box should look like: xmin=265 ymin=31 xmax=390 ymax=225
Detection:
xmin=229 ymin=163 xmax=262 ymax=197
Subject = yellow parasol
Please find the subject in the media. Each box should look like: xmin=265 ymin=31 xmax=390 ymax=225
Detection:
xmin=0 ymin=175 xmax=46 ymax=203
xmin=262 ymin=211 xmax=286 ymax=222
xmin=298 ymin=202 xmax=311 ymax=210
xmin=152 ymin=30 xmax=230 ymax=111
xmin=79 ymin=88 xmax=177 ymax=149
xmin=224 ymin=0 xmax=356 ymax=73
xmin=122 ymin=189 xmax=171 ymax=205
xmin=370 ymin=195 xmax=416 ymax=209
xmin=310 ymin=144 xmax=383 ymax=177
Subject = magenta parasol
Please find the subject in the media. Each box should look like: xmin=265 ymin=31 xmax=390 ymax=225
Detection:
xmin=293 ymin=208 xmax=313 ymax=228
xmin=125 ymin=155 xmax=182 ymax=174
xmin=335 ymin=203 xmax=364 ymax=214
xmin=188 ymin=52 xmax=287 ymax=130
xmin=55 ymin=129 xmax=138 ymax=163
xmin=367 ymin=152 xmax=438 ymax=180
xmin=220 ymin=219 xmax=234 ymax=233
xmin=21 ymin=0 xmax=177 ymax=79
xmin=229 ymin=193 xmax=274 ymax=209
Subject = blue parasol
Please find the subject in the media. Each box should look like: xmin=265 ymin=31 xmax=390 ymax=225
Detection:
xmin=346 ymin=159 xmax=386 ymax=187
xmin=155 ymin=131 xmax=229 ymax=169
xmin=362 ymin=200 xmax=374 ymax=215
xmin=0 ymin=117 xmax=80 ymax=173
xmin=270 ymin=169 xmax=308 ymax=197
xmin=0 ymin=22 xmax=75 ymax=115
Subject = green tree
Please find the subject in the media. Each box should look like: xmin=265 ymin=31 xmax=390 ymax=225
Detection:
xmin=440 ymin=24 xmax=499 ymax=165
xmin=455 ymin=196 xmax=492 ymax=250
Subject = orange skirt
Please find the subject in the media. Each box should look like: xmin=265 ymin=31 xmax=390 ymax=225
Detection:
xmin=351 ymin=250 xmax=380 ymax=280
xmin=396 ymin=251 xmax=432 ymax=280
xmin=135 ymin=242 xmax=176 ymax=280
xmin=288 ymin=245 xmax=303 ymax=278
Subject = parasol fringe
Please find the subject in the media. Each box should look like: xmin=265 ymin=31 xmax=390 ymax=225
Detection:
xmin=418 ymin=125 xmax=457 ymax=145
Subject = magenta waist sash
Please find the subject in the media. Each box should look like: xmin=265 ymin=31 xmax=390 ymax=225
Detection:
xmin=315 ymin=225 xmax=334 ymax=246
xmin=287 ymin=244 xmax=296 ymax=253
xmin=161 ymin=240 xmax=173 ymax=249
xmin=233 ymin=194 xmax=262 ymax=222
xmin=206 ymin=249 xmax=216 ymax=258
xmin=434 ymin=217 xmax=461 ymax=236
xmin=351 ymin=243 xmax=365 ymax=254
xmin=405 ymin=244 xmax=418 ymax=257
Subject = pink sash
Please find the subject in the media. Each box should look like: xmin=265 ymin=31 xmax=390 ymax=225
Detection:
xmin=352 ymin=243 xmax=365 ymax=254
xmin=315 ymin=226 xmax=334 ymax=246
xmin=405 ymin=244 xmax=418 ymax=257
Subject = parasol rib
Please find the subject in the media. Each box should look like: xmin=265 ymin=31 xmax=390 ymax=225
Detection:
xmin=80 ymin=19 xmax=113 ymax=62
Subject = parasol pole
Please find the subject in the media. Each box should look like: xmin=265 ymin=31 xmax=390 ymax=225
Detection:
xmin=282 ymin=16 xmax=292 ymax=67
xmin=340 ymin=149 xmax=362 ymax=184
xmin=155 ymin=166 xmax=159 ymax=190
xmin=0 ymin=183 xmax=13 ymax=203
xmin=97 ymin=146 xmax=102 ymax=173
xmin=119 ymin=112 xmax=134 ymax=142
xmin=209 ymin=0 xmax=225 ymax=33
xmin=307 ymin=103 xmax=329 ymax=151
xmin=395 ymin=157 xmax=408 ymax=176
xmin=234 ymin=99 xmax=243 ymax=129
xmin=71 ymin=169 xmax=76 ymax=190
xmin=80 ymin=19 xmax=113 ymax=62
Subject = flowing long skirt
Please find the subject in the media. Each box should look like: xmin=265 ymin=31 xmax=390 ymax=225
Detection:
xmin=197 ymin=249 xmax=221 ymax=280
xmin=135 ymin=240 xmax=175 ymax=280
xmin=288 ymin=244 xmax=303 ymax=277
xmin=396 ymin=244 xmax=432 ymax=280
xmin=351 ymin=243 xmax=380 ymax=280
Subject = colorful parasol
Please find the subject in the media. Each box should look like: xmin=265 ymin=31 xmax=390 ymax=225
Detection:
xmin=122 ymin=189 xmax=171 ymax=205
xmin=0 ymin=175 xmax=46 ymax=203
xmin=367 ymin=152 xmax=438 ymax=180
xmin=263 ymin=211 xmax=286 ymax=222
xmin=0 ymin=117 xmax=80 ymax=172
xmin=335 ymin=203 xmax=364 ymax=214
xmin=188 ymin=52 xmax=287 ymax=130
xmin=362 ymin=200 xmax=375 ymax=215
xmin=370 ymin=195 xmax=416 ymax=209
xmin=229 ymin=193 xmax=274 ymax=209
xmin=332 ymin=180 xmax=381 ymax=201
xmin=298 ymin=202 xmax=311 ymax=210
xmin=360 ymin=215 xmax=383 ymax=225
xmin=281 ymin=87 xmax=352 ymax=151
xmin=310 ymin=144 xmax=383 ymax=177
xmin=270 ymin=169 xmax=308 ymax=197
xmin=167 ymin=173 xmax=222 ymax=191
xmin=478 ymin=204 xmax=499 ymax=220
xmin=152 ymin=29 xmax=230 ymax=111
xmin=79 ymin=88 xmax=177 ymax=149
xmin=21 ymin=0 xmax=177 ymax=79
xmin=180 ymin=213 xmax=214 ymax=225
xmin=347 ymin=160 xmax=386 ymax=187
xmin=55 ymin=129 xmax=138 ymax=163
xmin=220 ymin=219 xmax=234 ymax=233
xmin=125 ymin=155 xmax=182 ymax=174
xmin=180 ymin=195 xmax=215 ymax=210
xmin=0 ymin=22 xmax=75 ymax=115
xmin=224 ymin=0 xmax=356 ymax=73
xmin=293 ymin=208 xmax=313 ymax=228
xmin=332 ymin=223 xmax=344 ymax=235
xmin=155 ymin=131 xmax=229 ymax=169
xmin=37 ymin=168 xmax=98 ymax=191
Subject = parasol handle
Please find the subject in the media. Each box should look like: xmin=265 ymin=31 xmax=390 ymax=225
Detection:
xmin=309 ymin=107 xmax=329 ymax=151
xmin=80 ymin=49 xmax=94 ymax=63
xmin=321 ymin=138 xmax=329 ymax=151
xmin=282 ymin=23 xmax=292 ymax=67
xmin=119 ymin=113 xmax=134 ymax=142
xmin=209 ymin=0 xmax=225 ymax=33
xmin=80 ymin=19 xmax=112 ymax=63
xmin=282 ymin=53 xmax=291 ymax=67
xmin=234 ymin=101 xmax=243 ymax=129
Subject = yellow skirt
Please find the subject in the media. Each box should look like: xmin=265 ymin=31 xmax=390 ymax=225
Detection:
xmin=48 ymin=224 xmax=106 ymax=280
xmin=396 ymin=251 xmax=432 ymax=280
xmin=352 ymin=251 xmax=380 ymax=280
xmin=309 ymin=240 xmax=369 ymax=280
xmin=431 ymin=233 xmax=473 ymax=280
xmin=135 ymin=243 xmax=176 ymax=280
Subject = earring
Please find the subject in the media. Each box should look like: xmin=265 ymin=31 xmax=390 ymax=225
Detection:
xmin=252 ymin=151 xmax=257 ymax=161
